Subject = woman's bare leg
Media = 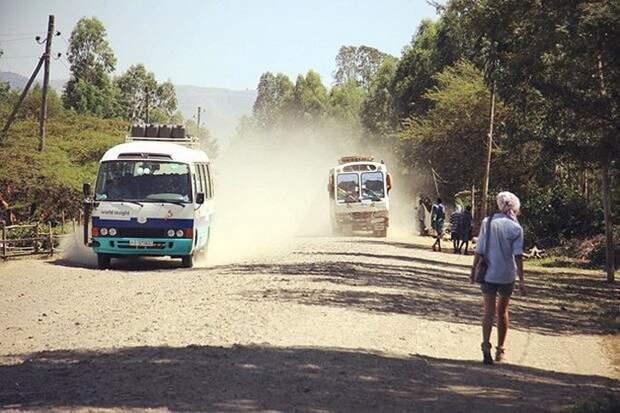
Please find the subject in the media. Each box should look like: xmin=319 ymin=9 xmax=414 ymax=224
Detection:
xmin=497 ymin=295 xmax=511 ymax=348
xmin=483 ymin=294 xmax=496 ymax=345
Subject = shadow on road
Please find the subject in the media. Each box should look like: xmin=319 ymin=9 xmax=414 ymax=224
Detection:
xmin=50 ymin=256 xmax=184 ymax=271
xmin=212 ymin=257 xmax=618 ymax=336
xmin=1 ymin=344 xmax=617 ymax=412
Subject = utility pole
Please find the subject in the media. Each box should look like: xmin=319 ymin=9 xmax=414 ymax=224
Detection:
xmin=479 ymin=80 xmax=496 ymax=224
xmin=196 ymin=106 xmax=201 ymax=136
xmin=38 ymin=14 xmax=55 ymax=152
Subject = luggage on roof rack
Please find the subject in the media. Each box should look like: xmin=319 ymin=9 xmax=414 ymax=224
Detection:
xmin=171 ymin=125 xmax=186 ymax=139
xmin=158 ymin=124 xmax=172 ymax=138
xmin=146 ymin=124 xmax=159 ymax=137
xmin=126 ymin=124 xmax=199 ymax=148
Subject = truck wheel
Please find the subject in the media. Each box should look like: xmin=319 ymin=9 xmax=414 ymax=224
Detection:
xmin=97 ymin=254 xmax=111 ymax=269
xmin=373 ymin=229 xmax=387 ymax=238
xmin=181 ymin=254 xmax=194 ymax=268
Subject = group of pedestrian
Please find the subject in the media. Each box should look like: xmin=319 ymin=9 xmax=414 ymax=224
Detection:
xmin=419 ymin=197 xmax=472 ymax=254
xmin=449 ymin=204 xmax=473 ymax=254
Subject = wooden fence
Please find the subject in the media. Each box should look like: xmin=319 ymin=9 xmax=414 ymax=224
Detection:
xmin=0 ymin=221 xmax=76 ymax=260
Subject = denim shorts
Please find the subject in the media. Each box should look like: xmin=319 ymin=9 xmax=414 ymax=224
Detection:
xmin=481 ymin=281 xmax=515 ymax=297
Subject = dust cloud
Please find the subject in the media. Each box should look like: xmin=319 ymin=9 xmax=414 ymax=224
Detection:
xmin=205 ymin=128 xmax=419 ymax=265
xmin=59 ymin=226 xmax=97 ymax=267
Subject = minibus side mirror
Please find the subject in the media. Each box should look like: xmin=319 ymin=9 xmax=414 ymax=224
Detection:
xmin=83 ymin=183 xmax=91 ymax=197
xmin=196 ymin=193 xmax=205 ymax=204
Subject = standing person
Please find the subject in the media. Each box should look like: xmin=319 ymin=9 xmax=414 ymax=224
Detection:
xmin=449 ymin=205 xmax=463 ymax=253
xmin=430 ymin=198 xmax=445 ymax=252
xmin=458 ymin=205 xmax=473 ymax=255
xmin=469 ymin=191 xmax=526 ymax=365
xmin=416 ymin=199 xmax=427 ymax=236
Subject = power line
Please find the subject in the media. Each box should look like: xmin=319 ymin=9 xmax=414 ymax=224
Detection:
xmin=0 ymin=36 xmax=37 ymax=43
xmin=0 ymin=32 xmax=43 ymax=37
xmin=0 ymin=55 xmax=41 ymax=59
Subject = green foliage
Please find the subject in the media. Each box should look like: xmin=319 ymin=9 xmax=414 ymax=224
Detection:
xmin=587 ymin=230 xmax=620 ymax=270
xmin=291 ymin=70 xmax=328 ymax=124
xmin=62 ymin=77 xmax=119 ymax=118
xmin=521 ymin=180 xmax=603 ymax=247
xmin=399 ymin=60 xmax=496 ymax=195
xmin=327 ymin=79 xmax=365 ymax=127
xmin=447 ymin=0 xmax=620 ymax=166
xmin=253 ymin=72 xmax=294 ymax=129
xmin=361 ymin=57 xmax=399 ymax=144
xmin=334 ymin=45 xmax=393 ymax=89
xmin=0 ymin=104 xmax=126 ymax=223
xmin=114 ymin=64 xmax=178 ymax=123
xmin=62 ymin=17 xmax=118 ymax=117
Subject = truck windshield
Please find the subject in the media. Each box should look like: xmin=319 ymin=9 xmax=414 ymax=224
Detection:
xmin=361 ymin=172 xmax=385 ymax=201
xmin=94 ymin=160 xmax=192 ymax=203
xmin=336 ymin=173 xmax=359 ymax=202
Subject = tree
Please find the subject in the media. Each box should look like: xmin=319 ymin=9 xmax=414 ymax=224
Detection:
xmin=115 ymin=64 xmax=178 ymax=123
xmin=361 ymin=56 xmax=399 ymax=145
xmin=62 ymin=17 xmax=118 ymax=117
xmin=390 ymin=14 xmax=471 ymax=120
xmin=291 ymin=70 xmax=328 ymax=124
xmin=448 ymin=0 xmax=619 ymax=281
xmin=328 ymin=79 xmax=366 ymax=127
xmin=399 ymin=60 xmax=502 ymax=197
xmin=334 ymin=45 xmax=392 ymax=89
xmin=253 ymin=72 xmax=293 ymax=129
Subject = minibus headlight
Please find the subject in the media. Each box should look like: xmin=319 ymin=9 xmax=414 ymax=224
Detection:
xmin=176 ymin=229 xmax=184 ymax=237
xmin=91 ymin=227 xmax=99 ymax=237
xmin=100 ymin=227 xmax=108 ymax=236
xmin=167 ymin=229 xmax=175 ymax=237
xmin=108 ymin=227 xmax=117 ymax=236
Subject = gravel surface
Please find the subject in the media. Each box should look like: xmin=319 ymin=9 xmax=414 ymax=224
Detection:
xmin=0 ymin=235 xmax=618 ymax=412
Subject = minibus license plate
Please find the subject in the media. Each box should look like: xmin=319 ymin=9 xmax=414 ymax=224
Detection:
xmin=130 ymin=239 xmax=154 ymax=247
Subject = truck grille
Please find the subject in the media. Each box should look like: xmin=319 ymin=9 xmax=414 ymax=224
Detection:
xmin=352 ymin=212 xmax=373 ymax=219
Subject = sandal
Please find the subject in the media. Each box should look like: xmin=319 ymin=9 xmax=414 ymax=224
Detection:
xmin=495 ymin=346 xmax=506 ymax=362
xmin=481 ymin=342 xmax=494 ymax=365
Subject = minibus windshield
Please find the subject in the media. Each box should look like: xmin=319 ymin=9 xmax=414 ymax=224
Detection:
xmin=95 ymin=160 xmax=192 ymax=203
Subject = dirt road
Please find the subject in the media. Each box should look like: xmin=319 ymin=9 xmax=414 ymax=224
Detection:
xmin=0 ymin=236 xmax=618 ymax=412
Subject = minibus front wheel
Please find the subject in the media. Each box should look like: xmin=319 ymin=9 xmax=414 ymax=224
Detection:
xmin=97 ymin=253 xmax=111 ymax=270
xmin=181 ymin=254 xmax=194 ymax=268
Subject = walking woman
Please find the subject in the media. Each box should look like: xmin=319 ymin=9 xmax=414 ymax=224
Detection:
xmin=470 ymin=191 xmax=526 ymax=364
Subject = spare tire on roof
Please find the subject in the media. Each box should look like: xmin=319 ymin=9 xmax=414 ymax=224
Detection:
xmin=146 ymin=124 xmax=159 ymax=137
xmin=130 ymin=124 xmax=146 ymax=137
xmin=171 ymin=125 xmax=186 ymax=139
xmin=158 ymin=124 xmax=172 ymax=138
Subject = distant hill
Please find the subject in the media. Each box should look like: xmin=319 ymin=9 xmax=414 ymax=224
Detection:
xmin=0 ymin=71 xmax=256 ymax=144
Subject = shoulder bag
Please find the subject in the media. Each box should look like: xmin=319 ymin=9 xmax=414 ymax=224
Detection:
xmin=474 ymin=215 xmax=493 ymax=284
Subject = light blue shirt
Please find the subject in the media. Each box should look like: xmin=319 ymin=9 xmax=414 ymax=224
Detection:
xmin=475 ymin=213 xmax=524 ymax=284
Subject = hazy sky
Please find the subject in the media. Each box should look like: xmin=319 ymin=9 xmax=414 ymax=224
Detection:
xmin=0 ymin=0 xmax=437 ymax=90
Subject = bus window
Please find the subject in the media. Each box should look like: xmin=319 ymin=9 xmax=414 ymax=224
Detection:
xmin=195 ymin=163 xmax=204 ymax=194
xmin=206 ymin=164 xmax=213 ymax=198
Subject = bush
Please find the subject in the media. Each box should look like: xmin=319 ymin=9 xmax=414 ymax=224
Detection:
xmin=520 ymin=181 xmax=603 ymax=248
xmin=587 ymin=230 xmax=620 ymax=270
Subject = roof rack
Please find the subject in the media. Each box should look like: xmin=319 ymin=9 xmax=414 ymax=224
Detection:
xmin=338 ymin=155 xmax=375 ymax=165
xmin=125 ymin=124 xmax=200 ymax=149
